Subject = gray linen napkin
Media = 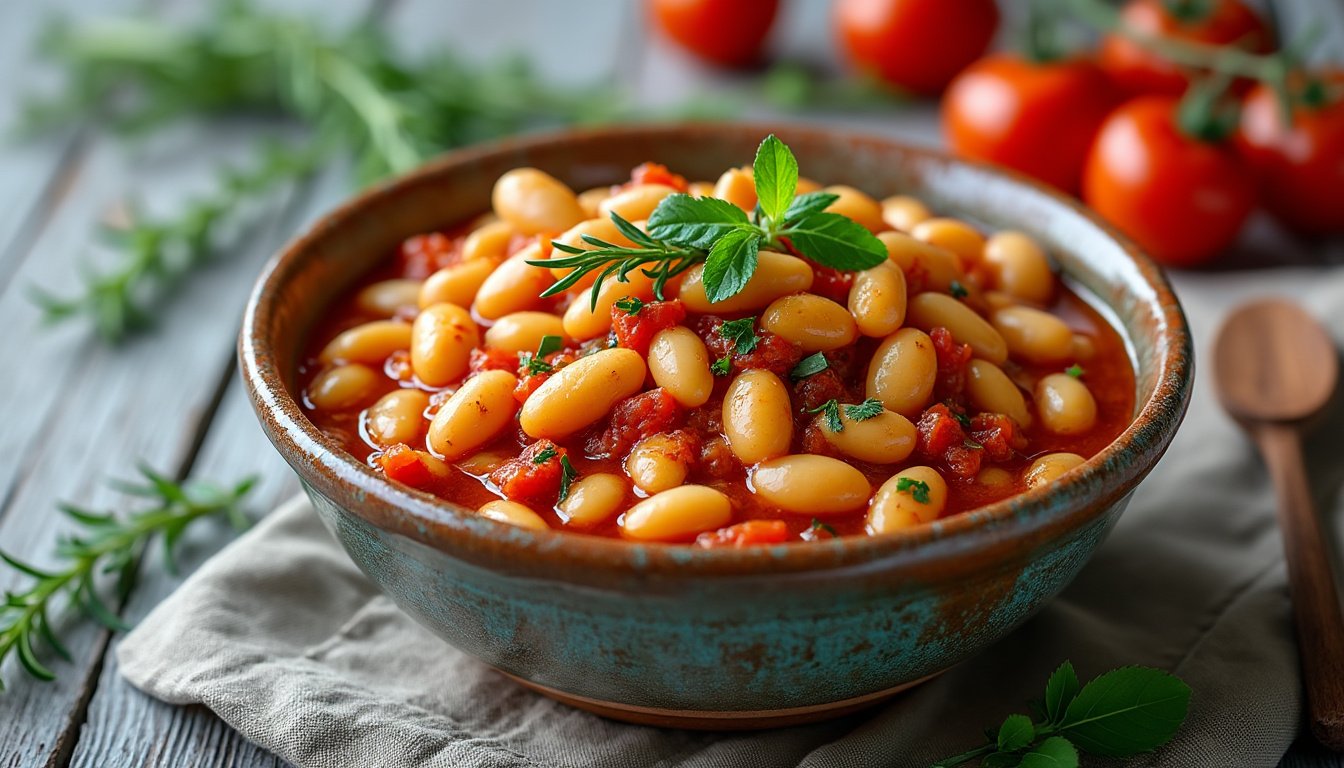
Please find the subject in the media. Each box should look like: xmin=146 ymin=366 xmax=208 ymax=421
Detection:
xmin=118 ymin=262 xmax=1344 ymax=768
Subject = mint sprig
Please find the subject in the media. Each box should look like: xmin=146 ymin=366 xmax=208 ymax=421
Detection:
xmin=931 ymin=662 xmax=1191 ymax=767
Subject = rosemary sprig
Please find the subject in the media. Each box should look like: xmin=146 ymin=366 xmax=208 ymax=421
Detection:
xmin=0 ymin=466 xmax=256 ymax=690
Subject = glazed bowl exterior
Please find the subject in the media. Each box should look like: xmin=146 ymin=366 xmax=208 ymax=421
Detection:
xmin=239 ymin=124 xmax=1192 ymax=728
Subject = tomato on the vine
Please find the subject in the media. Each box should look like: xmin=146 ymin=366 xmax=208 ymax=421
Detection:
xmin=943 ymin=54 xmax=1120 ymax=193
xmin=649 ymin=0 xmax=779 ymax=69
xmin=1236 ymin=73 xmax=1344 ymax=236
xmin=1099 ymin=0 xmax=1273 ymax=96
xmin=835 ymin=0 xmax=999 ymax=97
xmin=1083 ymin=96 xmax=1254 ymax=267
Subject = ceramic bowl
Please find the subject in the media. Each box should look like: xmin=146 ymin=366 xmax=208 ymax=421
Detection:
xmin=239 ymin=123 xmax=1193 ymax=729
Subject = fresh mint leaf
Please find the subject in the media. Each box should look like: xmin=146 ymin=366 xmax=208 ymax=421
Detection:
xmin=647 ymin=194 xmax=751 ymax=250
xmin=843 ymin=398 xmax=884 ymax=421
xmin=718 ymin=317 xmax=759 ymax=355
xmin=752 ymin=134 xmax=798 ymax=223
xmin=1059 ymin=666 xmax=1191 ymax=758
xmin=702 ymin=229 xmax=761 ymax=304
xmin=1044 ymin=661 xmax=1081 ymax=724
xmin=783 ymin=212 xmax=886 ymax=270
xmin=807 ymin=399 xmax=844 ymax=433
xmin=783 ymin=191 xmax=839 ymax=223
xmin=997 ymin=714 xmax=1034 ymax=752
xmin=895 ymin=477 xmax=930 ymax=503
xmin=790 ymin=351 xmax=828 ymax=380
xmin=1019 ymin=737 xmax=1079 ymax=768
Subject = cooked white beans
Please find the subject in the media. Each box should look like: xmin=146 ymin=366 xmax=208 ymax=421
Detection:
xmin=678 ymin=250 xmax=813 ymax=313
xmin=562 ymin=273 xmax=654 ymax=340
xmin=911 ymin=218 xmax=985 ymax=267
xmin=983 ymin=231 xmax=1054 ymax=304
xmin=472 ymin=245 xmax=554 ymax=320
xmin=823 ymin=185 xmax=885 ymax=233
xmin=712 ymin=167 xmax=756 ymax=211
xmin=1025 ymin=452 xmax=1086 ymax=488
xmin=881 ymin=195 xmax=933 ymax=232
xmin=420 ymin=259 xmax=496 ymax=310
xmin=866 ymin=328 xmax=936 ymax=417
xmin=520 ymin=348 xmax=647 ymax=438
xmin=761 ymin=294 xmax=857 ymax=351
xmin=427 ymin=370 xmax=519 ymax=459
xmin=752 ymin=455 xmax=872 ymax=513
xmin=648 ymin=327 xmax=713 ymax=408
xmin=484 ymin=312 xmax=566 ymax=353
xmin=1071 ymin=334 xmax=1096 ymax=361
xmin=976 ymin=467 xmax=1014 ymax=488
xmin=966 ymin=359 xmax=1031 ymax=426
xmin=319 ymin=320 xmax=412 ymax=365
xmin=577 ymin=187 xmax=611 ymax=218
xmin=461 ymin=220 xmax=516 ymax=262
xmin=992 ymin=306 xmax=1074 ymax=364
xmin=364 ymin=389 xmax=432 ymax=448
xmin=491 ymin=168 xmax=585 ymax=234
xmin=906 ymin=292 xmax=1008 ymax=364
xmin=620 ymin=485 xmax=732 ymax=541
xmin=455 ymin=448 xmax=514 ymax=476
xmin=411 ymin=303 xmax=479 ymax=387
xmin=599 ymin=183 xmax=677 ymax=222
xmin=308 ymin=364 xmax=380 ymax=411
xmin=355 ymin=279 xmax=420 ymax=318
xmin=879 ymin=232 xmax=964 ymax=292
xmin=817 ymin=408 xmax=917 ymax=464
xmin=723 ymin=369 xmax=793 ymax=464
xmin=687 ymin=181 xmax=716 ymax=198
xmin=479 ymin=500 xmax=549 ymax=531
xmin=866 ymin=466 xmax=948 ymax=534
xmin=1034 ymin=373 xmax=1098 ymax=435
xmin=559 ymin=473 xmax=627 ymax=527
xmin=626 ymin=434 xmax=691 ymax=495
xmin=848 ymin=261 xmax=907 ymax=338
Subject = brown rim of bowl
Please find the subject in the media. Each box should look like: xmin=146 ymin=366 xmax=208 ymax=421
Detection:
xmin=240 ymin=122 xmax=1193 ymax=578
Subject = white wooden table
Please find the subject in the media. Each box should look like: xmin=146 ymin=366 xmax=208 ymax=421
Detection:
xmin=0 ymin=0 xmax=1340 ymax=765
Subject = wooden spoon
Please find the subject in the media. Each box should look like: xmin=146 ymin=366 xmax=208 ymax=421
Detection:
xmin=1213 ymin=298 xmax=1344 ymax=750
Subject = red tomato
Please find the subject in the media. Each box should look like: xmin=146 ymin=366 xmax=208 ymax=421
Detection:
xmin=942 ymin=54 xmax=1121 ymax=193
xmin=1083 ymin=96 xmax=1254 ymax=268
xmin=835 ymin=0 xmax=999 ymax=97
xmin=1236 ymin=74 xmax=1344 ymax=236
xmin=1099 ymin=0 xmax=1273 ymax=97
xmin=649 ymin=0 xmax=779 ymax=68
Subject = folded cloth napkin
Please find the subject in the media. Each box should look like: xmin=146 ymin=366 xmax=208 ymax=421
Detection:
xmin=118 ymin=264 xmax=1344 ymax=768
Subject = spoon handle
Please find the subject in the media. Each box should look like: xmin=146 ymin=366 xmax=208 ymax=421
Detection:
xmin=1256 ymin=424 xmax=1344 ymax=750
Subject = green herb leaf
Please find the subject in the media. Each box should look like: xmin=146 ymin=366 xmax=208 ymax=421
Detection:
xmin=982 ymin=752 xmax=1023 ymax=768
xmin=783 ymin=191 xmax=839 ymax=223
xmin=1065 ymin=364 xmax=1085 ymax=378
xmin=997 ymin=714 xmax=1035 ymax=752
xmin=614 ymin=296 xmax=644 ymax=315
xmin=702 ymin=228 xmax=761 ymax=304
xmin=843 ymin=398 xmax=884 ymax=421
xmin=782 ymin=212 xmax=886 ymax=270
xmin=790 ymin=352 xmax=829 ymax=380
xmin=558 ymin=456 xmax=578 ymax=503
xmin=647 ymin=194 xmax=752 ymax=250
xmin=807 ymin=399 xmax=844 ymax=433
xmin=1019 ymin=737 xmax=1079 ymax=768
xmin=536 ymin=335 xmax=563 ymax=358
xmin=609 ymin=212 xmax=659 ymax=248
xmin=718 ymin=317 xmax=760 ymax=355
xmin=711 ymin=355 xmax=732 ymax=376
xmin=533 ymin=446 xmax=558 ymax=464
xmin=810 ymin=518 xmax=837 ymax=536
xmin=1059 ymin=666 xmax=1192 ymax=757
xmin=895 ymin=477 xmax=931 ymax=503
xmin=752 ymin=134 xmax=798 ymax=223
xmin=1044 ymin=661 xmax=1081 ymax=724
xmin=950 ymin=280 xmax=969 ymax=299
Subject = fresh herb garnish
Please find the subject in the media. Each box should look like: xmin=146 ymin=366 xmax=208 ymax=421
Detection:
xmin=810 ymin=398 xmax=884 ymax=433
xmin=949 ymin=280 xmax=969 ymax=299
xmin=558 ymin=456 xmax=578 ymax=503
xmin=843 ymin=398 xmax=884 ymax=422
xmin=522 ymin=335 xmax=564 ymax=375
xmin=948 ymin=406 xmax=972 ymax=428
xmin=790 ymin=352 xmax=829 ymax=380
xmin=807 ymin=399 xmax=845 ymax=433
xmin=718 ymin=317 xmax=760 ymax=355
xmin=710 ymin=355 xmax=732 ymax=377
xmin=535 ymin=135 xmax=886 ymax=310
xmin=533 ymin=446 xmax=558 ymax=464
xmin=931 ymin=662 xmax=1191 ymax=767
xmin=1065 ymin=364 xmax=1085 ymax=378
xmin=895 ymin=477 xmax=931 ymax=503
xmin=810 ymin=518 xmax=838 ymax=537
xmin=0 ymin=465 xmax=255 ymax=690
xmin=614 ymin=296 xmax=644 ymax=315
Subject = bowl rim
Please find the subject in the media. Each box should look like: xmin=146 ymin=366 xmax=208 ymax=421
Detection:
xmin=239 ymin=121 xmax=1194 ymax=578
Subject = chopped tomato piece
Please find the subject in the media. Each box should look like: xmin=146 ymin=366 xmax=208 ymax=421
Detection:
xmin=377 ymin=444 xmax=448 ymax=491
xmin=589 ymin=388 xmax=684 ymax=456
xmin=696 ymin=520 xmax=789 ymax=548
xmin=697 ymin=316 xmax=803 ymax=377
xmin=697 ymin=435 xmax=742 ymax=479
xmin=612 ymin=299 xmax=687 ymax=354
xmin=470 ymin=347 xmax=520 ymax=374
xmin=799 ymin=422 xmax=842 ymax=459
xmin=397 ymin=232 xmax=461 ymax=279
xmin=489 ymin=440 xmax=567 ymax=501
xmin=808 ymin=264 xmax=855 ymax=304
xmin=969 ymin=412 xmax=1027 ymax=462
xmin=917 ymin=402 xmax=981 ymax=478
xmin=629 ymin=162 xmax=689 ymax=192
xmin=931 ymin=326 xmax=973 ymax=403
xmin=794 ymin=367 xmax=849 ymax=411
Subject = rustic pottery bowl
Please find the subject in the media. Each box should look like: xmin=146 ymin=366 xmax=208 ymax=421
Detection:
xmin=239 ymin=124 xmax=1193 ymax=729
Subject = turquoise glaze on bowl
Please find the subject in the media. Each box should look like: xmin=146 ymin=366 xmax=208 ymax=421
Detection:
xmin=240 ymin=124 xmax=1192 ymax=729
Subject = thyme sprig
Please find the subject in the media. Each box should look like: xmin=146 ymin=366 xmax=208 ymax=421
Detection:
xmin=0 ymin=466 xmax=256 ymax=690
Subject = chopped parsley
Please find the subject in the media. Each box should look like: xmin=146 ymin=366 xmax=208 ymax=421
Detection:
xmin=522 ymin=335 xmax=565 ymax=375
xmin=718 ymin=317 xmax=759 ymax=355
xmin=558 ymin=455 xmax=578 ymax=503
xmin=790 ymin=351 xmax=829 ymax=380
xmin=807 ymin=399 xmax=845 ymax=433
xmin=949 ymin=280 xmax=969 ymax=299
xmin=809 ymin=398 xmax=883 ymax=433
xmin=1065 ymin=363 xmax=1085 ymax=378
xmin=614 ymin=296 xmax=644 ymax=315
xmin=710 ymin=355 xmax=732 ymax=376
xmin=532 ymin=446 xmax=558 ymax=464
xmin=810 ymin=518 xmax=837 ymax=537
xmin=895 ymin=477 xmax=931 ymax=504
xmin=946 ymin=404 xmax=972 ymax=428
xmin=843 ymin=397 xmax=884 ymax=421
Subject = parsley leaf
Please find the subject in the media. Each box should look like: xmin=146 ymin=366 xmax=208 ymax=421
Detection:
xmin=1065 ymin=364 xmax=1085 ymax=378
xmin=950 ymin=280 xmax=969 ymax=299
xmin=614 ymin=296 xmax=644 ymax=315
xmin=843 ymin=398 xmax=884 ymax=421
xmin=558 ymin=456 xmax=578 ymax=503
xmin=781 ymin=212 xmax=886 ymax=271
xmin=807 ymin=399 xmax=844 ymax=433
xmin=752 ymin=134 xmax=798 ymax=223
xmin=522 ymin=335 xmax=564 ymax=375
xmin=710 ymin=355 xmax=732 ymax=376
xmin=895 ymin=477 xmax=931 ymax=503
xmin=647 ymin=194 xmax=752 ymax=250
xmin=701 ymin=228 xmax=761 ymax=304
xmin=782 ymin=191 xmax=839 ymax=224
xmin=790 ymin=351 xmax=829 ymax=380
xmin=533 ymin=446 xmax=558 ymax=464
xmin=718 ymin=317 xmax=759 ymax=355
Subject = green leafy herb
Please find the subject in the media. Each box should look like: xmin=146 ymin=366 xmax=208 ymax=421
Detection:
xmin=710 ymin=355 xmax=732 ymax=377
xmin=806 ymin=399 xmax=845 ymax=433
xmin=895 ymin=477 xmax=931 ymax=504
xmin=613 ymin=296 xmax=644 ymax=315
xmin=843 ymin=398 xmax=884 ymax=422
xmin=948 ymin=406 xmax=972 ymax=428
xmin=647 ymin=195 xmax=753 ymax=250
xmin=1064 ymin=364 xmax=1085 ymax=378
xmin=521 ymin=335 xmax=564 ymax=375
xmin=782 ymin=191 xmax=840 ymax=222
xmin=810 ymin=518 xmax=838 ymax=537
xmin=782 ymin=212 xmax=886 ymax=269
xmin=810 ymin=397 xmax=885 ymax=433
xmin=0 ymin=465 xmax=255 ymax=690
xmin=751 ymin=134 xmax=799 ymax=223
xmin=950 ymin=280 xmax=970 ymax=299
xmin=931 ymin=663 xmax=1191 ymax=767
xmin=718 ymin=317 xmax=759 ymax=355
xmin=558 ymin=456 xmax=578 ymax=503
xmin=540 ymin=225 xmax=701 ymax=311
xmin=533 ymin=446 xmax=558 ymax=464
xmin=790 ymin=352 xmax=829 ymax=380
